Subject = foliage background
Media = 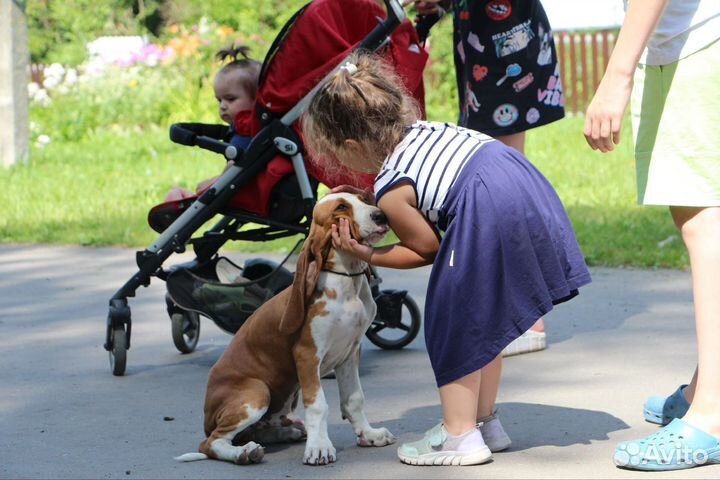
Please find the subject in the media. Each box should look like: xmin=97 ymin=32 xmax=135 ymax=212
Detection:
xmin=0 ymin=1 xmax=687 ymax=268
xmin=27 ymin=0 xmax=305 ymax=65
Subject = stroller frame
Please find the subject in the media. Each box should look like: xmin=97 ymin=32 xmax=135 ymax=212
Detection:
xmin=105 ymin=0 xmax=421 ymax=376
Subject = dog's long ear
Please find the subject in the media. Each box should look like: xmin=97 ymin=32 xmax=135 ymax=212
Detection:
xmin=278 ymin=227 xmax=323 ymax=335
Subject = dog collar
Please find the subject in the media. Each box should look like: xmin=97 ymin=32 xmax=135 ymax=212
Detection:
xmin=322 ymin=268 xmax=367 ymax=277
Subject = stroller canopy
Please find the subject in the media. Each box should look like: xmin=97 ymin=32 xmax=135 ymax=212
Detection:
xmin=225 ymin=0 xmax=428 ymax=215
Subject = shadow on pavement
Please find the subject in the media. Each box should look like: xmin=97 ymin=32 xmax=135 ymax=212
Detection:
xmin=397 ymin=401 xmax=630 ymax=451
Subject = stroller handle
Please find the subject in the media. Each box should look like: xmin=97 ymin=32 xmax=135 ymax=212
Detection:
xmin=170 ymin=123 xmax=238 ymax=160
xmin=358 ymin=0 xmax=407 ymax=51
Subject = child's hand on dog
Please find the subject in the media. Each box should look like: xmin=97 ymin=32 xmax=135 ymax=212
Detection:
xmin=332 ymin=218 xmax=374 ymax=263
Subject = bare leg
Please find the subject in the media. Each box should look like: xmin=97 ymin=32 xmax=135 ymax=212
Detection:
xmin=684 ymin=367 xmax=698 ymax=403
xmin=440 ymin=356 xmax=503 ymax=434
xmin=669 ymin=206 xmax=720 ymax=435
xmin=439 ymin=369 xmax=482 ymax=436
xmin=476 ymin=355 xmax=503 ymax=418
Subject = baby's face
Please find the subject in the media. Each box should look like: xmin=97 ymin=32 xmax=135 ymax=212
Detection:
xmin=214 ymin=70 xmax=253 ymax=125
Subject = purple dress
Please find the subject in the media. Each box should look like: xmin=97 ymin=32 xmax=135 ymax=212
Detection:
xmin=425 ymin=142 xmax=590 ymax=386
xmin=375 ymin=122 xmax=590 ymax=387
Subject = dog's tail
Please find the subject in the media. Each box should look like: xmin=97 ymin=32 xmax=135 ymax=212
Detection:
xmin=174 ymin=452 xmax=208 ymax=462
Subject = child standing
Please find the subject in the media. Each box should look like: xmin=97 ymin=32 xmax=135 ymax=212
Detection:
xmin=302 ymin=54 xmax=591 ymax=466
xmin=165 ymin=45 xmax=261 ymax=201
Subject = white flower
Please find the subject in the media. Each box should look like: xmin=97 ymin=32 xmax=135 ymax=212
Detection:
xmin=145 ymin=53 xmax=158 ymax=67
xmin=28 ymin=81 xmax=40 ymax=96
xmin=64 ymin=68 xmax=78 ymax=85
xmin=32 ymin=88 xmax=51 ymax=106
xmin=198 ymin=17 xmax=211 ymax=34
xmin=45 ymin=63 xmax=66 ymax=78
xmin=43 ymin=63 xmax=66 ymax=89
xmin=36 ymin=134 xmax=51 ymax=147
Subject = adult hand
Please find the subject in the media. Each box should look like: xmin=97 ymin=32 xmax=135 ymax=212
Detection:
xmin=583 ymin=71 xmax=633 ymax=153
xmin=330 ymin=185 xmax=376 ymax=205
xmin=331 ymin=218 xmax=374 ymax=263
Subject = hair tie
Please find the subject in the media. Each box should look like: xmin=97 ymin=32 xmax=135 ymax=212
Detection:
xmin=340 ymin=62 xmax=358 ymax=76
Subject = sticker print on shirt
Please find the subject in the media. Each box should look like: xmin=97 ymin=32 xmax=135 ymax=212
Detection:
xmin=526 ymin=107 xmax=540 ymax=124
xmin=491 ymin=20 xmax=535 ymax=58
xmin=496 ymin=63 xmax=522 ymax=86
xmin=473 ymin=64 xmax=489 ymax=81
xmin=537 ymin=63 xmax=564 ymax=107
xmin=467 ymin=32 xmax=485 ymax=53
xmin=457 ymin=40 xmax=466 ymax=63
xmin=537 ymin=25 xmax=553 ymax=66
xmin=485 ymin=0 xmax=512 ymax=21
xmin=457 ymin=0 xmax=470 ymax=20
xmin=463 ymin=82 xmax=481 ymax=119
xmin=493 ymin=103 xmax=519 ymax=127
xmin=513 ymin=72 xmax=534 ymax=92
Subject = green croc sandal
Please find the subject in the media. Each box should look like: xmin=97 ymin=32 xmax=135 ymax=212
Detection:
xmin=397 ymin=423 xmax=492 ymax=466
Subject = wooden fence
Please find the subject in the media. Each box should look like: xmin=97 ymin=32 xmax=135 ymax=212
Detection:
xmin=553 ymin=29 xmax=618 ymax=116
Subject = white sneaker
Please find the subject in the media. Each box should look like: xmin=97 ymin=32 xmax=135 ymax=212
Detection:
xmin=502 ymin=329 xmax=546 ymax=357
xmin=477 ymin=411 xmax=512 ymax=452
xmin=397 ymin=423 xmax=492 ymax=466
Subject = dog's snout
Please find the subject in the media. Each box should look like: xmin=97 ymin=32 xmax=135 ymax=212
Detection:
xmin=371 ymin=210 xmax=387 ymax=226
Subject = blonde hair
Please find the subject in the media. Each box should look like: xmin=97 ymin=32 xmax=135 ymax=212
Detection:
xmin=302 ymin=53 xmax=420 ymax=172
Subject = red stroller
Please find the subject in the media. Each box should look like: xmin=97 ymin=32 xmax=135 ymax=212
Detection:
xmin=104 ymin=0 xmax=433 ymax=376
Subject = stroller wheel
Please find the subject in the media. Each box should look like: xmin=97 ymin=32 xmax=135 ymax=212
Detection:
xmin=171 ymin=309 xmax=201 ymax=354
xmin=366 ymin=291 xmax=421 ymax=350
xmin=109 ymin=325 xmax=128 ymax=376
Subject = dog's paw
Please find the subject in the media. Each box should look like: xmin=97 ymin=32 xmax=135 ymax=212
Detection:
xmin=303 ymin=440 xmax=336 ymax=465
xmin=357 ymin=427 xmax=395 ymax=447
xmin=282 ymin=425 xmax=307 ymax=442
xmin=276 ymin=416 xmax=306 ymax=442
xmin=234 ymin=441 xmax=265 ymax=465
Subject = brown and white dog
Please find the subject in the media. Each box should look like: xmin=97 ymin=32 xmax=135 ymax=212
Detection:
xmin=175 ymin=192 xmax=394 ymax=465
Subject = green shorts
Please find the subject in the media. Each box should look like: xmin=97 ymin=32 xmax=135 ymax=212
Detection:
xmin=631 ymin=39 xmax=720 ymax=206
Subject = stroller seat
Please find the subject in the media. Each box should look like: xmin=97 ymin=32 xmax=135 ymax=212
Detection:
xmin=148 ymin=157 xmax=317 ymax=234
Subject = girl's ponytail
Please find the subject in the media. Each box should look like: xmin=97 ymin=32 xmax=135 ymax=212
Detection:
xmin=302 ymin=53 xmax=420 ymax=171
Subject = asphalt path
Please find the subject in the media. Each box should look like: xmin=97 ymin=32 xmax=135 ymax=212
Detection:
xmin=1 ymin=244 xmax=716 ymax=479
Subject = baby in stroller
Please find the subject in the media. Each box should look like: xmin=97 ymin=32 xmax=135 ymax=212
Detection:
xmin=165 ymin=45 xmax=261 ymax=203
xmin=105 ymin=0 xmax=430 ymax=376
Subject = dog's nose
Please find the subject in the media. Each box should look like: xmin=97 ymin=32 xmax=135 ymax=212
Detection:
xmin=371 ymin=210 xmax=387 ymax=225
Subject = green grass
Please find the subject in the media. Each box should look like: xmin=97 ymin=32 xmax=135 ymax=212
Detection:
xmin=527 ymin=117 xmax=686 ymax=268
xmin=0 ymin=115 xmax=688 ymax=268
xmin=0 ymin=126 xmax=297 ymax=253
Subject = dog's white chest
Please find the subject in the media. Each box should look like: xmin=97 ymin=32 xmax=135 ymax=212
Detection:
xmin=311 ymin=274 xmax=375 ymax=370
